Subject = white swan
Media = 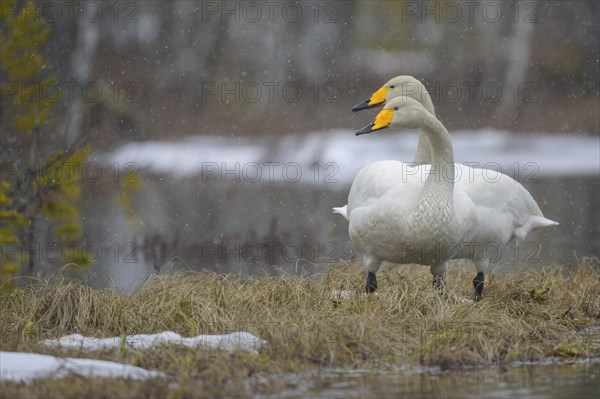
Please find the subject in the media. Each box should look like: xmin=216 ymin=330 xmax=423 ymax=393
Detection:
xmin=349 ymin=97 xmax=478 ymax=294
xmin=338 ymin=76 xmax=559 ymax=299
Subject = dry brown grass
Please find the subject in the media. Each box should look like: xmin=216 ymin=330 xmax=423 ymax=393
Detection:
xmin=1 ymin=258 xmax=599 ymax=398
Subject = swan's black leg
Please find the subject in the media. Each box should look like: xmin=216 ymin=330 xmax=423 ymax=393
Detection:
xmin=432 ymin=275 xmax=447 ymax=299
xmin=473 ymin=272 xmax=484 ymax=301
xmin=366 ymin=272 xmax=377 ymax=293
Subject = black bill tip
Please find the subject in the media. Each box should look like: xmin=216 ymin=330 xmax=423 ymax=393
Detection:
xmin=355 ymin=122 xmax=375 ymax=136
xmin=352 ymin=99 xmax=381 ymax=112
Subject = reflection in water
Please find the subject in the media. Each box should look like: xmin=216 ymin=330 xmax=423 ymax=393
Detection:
xmin=80 ymin=174 xmax=598 ymax=290
xmin=75 ymin=176 xmax=600 ymax=289
xmin=273 ymin=360 xmax=599 ymax=399
xmin=72 ymin=132 xmax=600 ymax=289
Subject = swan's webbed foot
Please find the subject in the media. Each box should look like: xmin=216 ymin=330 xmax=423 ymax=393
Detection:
xmin=366 ymin=272 xmax=377 ymax=293
xmin=432 ymin=275 xmax=447 ymax=299
xmin=473 ymin=272 xmax=484 ymax=301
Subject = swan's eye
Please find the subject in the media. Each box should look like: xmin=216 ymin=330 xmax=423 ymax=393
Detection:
xmin=390 ymin=85 xmax=395 ymax=89
xmin=393 ymin=106 xmax=399 ymax=111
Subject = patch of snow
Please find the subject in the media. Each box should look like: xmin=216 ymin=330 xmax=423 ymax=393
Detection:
xmin=331 ymin=290 xmax=354 ymax=300
xmin=0 ymin=351 xmax=164 ymax=383
xmin=103 ymin=130 xmax=599 ymax=183
xmin=44 ymin=331 xmax=266 ymax=354
xmin=107 ymin=136 xmax=267 ymax=179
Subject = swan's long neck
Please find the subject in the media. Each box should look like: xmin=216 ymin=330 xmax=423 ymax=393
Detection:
xmin=421 ymin=115 xmax=454 ymax=187
xmin=408 ymin=81 xmax=435 ymax=166
xmin=412 ymin=133 xmax=432 ymax=165
xmin=413 ymin=113 xmax=455 ymax=212
xmin=408 ymin=112 xmax=457 ymax=244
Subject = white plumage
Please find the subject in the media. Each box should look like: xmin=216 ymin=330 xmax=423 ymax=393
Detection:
xmin=338 ymin=84 xmax=558 ymax=299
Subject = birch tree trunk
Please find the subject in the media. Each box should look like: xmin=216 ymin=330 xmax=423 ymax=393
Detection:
xmin=498 ymin=0 xmax=537 ymax=124
xmin=65 ymin=2 xmax=99 ymax=144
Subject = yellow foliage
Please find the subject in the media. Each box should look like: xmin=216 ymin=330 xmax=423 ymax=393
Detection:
xmin=69 ymin=248 xmax=93 ymax=267
xmin=0 ymin=3 xmax=93 ymax=289
xmin=114 ymin=168 xmax=142 ymax=230
xmin=54 ymin=222 xmax=82 ymax=239
xmin=0 ymin=226 xmax=19 ymax=245
xmin=0 ymin=2 xmax=56 ymax=134
xmin=0 ymin=182 xmax=13 ymax=205
xmin=37 ymin=146 xmax=91 ymax=201
xmin=1 ymin=262 xmax=20 ymax=275
xmin=41 ymin=198 xmax=78 ymax=218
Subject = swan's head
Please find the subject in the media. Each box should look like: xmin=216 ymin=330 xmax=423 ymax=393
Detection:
xmin=352 ymin=75 xmax=435 ymax=115
xmin=355 ymin=96 xmax=426 ymax=136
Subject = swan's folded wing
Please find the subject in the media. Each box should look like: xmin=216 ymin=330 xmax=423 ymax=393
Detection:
xmin=456 ymin=164 xmax=557 ymax=242
xmin=347 ymin=161 xmax=429 ymax=215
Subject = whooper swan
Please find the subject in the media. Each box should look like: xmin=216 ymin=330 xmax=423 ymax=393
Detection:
xmin=340 ymin=76 xmax=558 ymax=300
xmin=348 ymin=97 xmax=478 ymax=296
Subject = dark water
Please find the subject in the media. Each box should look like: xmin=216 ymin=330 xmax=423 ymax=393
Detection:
xmin=271 ymin=360 xmax=600 ymax=399
xmin=72 ymin=173 xmax=599 ymax=290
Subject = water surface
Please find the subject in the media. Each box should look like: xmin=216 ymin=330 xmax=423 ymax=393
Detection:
xmin=270 ymin=360 xmax=599 ymax=399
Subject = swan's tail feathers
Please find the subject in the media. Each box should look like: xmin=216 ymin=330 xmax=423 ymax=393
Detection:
xmin=333 ymin=205 xmax=349 ymax=221
xmin=515 ymin=215 xmax=559 ymax=241
xmin=516 ymin=184 xmax=545 ymax=217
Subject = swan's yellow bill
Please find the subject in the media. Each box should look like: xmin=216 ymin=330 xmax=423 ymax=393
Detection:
xmin=355 ymin=109 xmax=394 ymax=135
xmin=369 ymin=86 xmax=389 ymax=106
xmin=372 ymin=109 xmax=394 ymax=130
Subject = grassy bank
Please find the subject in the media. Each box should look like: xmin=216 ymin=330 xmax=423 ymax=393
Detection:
xmin=1 ymin=258 xmax=599 ymax=398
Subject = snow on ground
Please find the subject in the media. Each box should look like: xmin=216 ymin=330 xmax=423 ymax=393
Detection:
xmin=0 ymin=351 xmax=164 ymax=383
xmin=1 ymin=332 xmax=265 ymax=383
xmin=103 ymin=129 xmax=600 ymax=182
xmin=45 ymin=331 xmax=266 ymax=354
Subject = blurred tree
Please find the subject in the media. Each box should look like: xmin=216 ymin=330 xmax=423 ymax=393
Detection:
xmin=0 ymin=2 xmax=92 ymax=291
xmin=65 ymin=0 xmax=98 ymax=144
